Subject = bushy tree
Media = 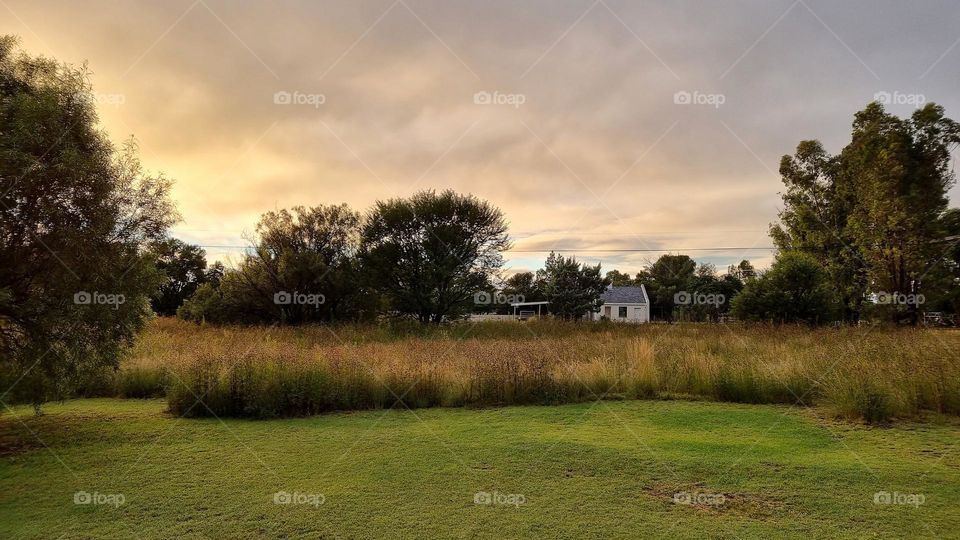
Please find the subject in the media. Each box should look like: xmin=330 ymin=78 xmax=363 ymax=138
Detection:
xmin=605 ymin=269 xmax=635 ymax=286
xmin=179 ymin=205 xmax=372 ymax=324
xmin=919 ymin=208 xmax=960 ymax=318
xmin=536 ymin=252 xmax=608 ymax=320
xmin=359 ymin=190 xmax=509 ymax=323
xmin=772 ymin=102 xmax=960 ymax=324
xmin=731 ymin=252 xmax=835 ymax=324
xmin=150 ymin=238 xmax=207 ymax=316
xmin=644 ymin=254 xmax=696 ymax=321
xmin=727 ymin=260 xmax=756 ymax=281
xmin=0 ymin=37 xmax=177 ymax=405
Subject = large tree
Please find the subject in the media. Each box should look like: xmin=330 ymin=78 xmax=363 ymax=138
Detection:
xmin=843 ymin=103 xmax=959 ymax=324
xmin=359 ymin=190 xmax=510 ymax=323
xmin=772 ymin=102 xmax=960 ymax=324
xmin=0 ymin=37 xmax=177 ymax=405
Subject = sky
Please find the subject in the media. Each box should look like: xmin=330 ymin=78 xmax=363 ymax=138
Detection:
xmin=3 ymin=0 xmax=959 ymax=275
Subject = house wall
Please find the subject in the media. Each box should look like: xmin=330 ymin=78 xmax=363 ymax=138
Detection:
xmin=592 ymin=303 xmax=649 ymax=323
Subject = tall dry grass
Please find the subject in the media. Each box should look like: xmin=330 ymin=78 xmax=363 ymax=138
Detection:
xmin=119 ymin=318 xmax=960 ymax=422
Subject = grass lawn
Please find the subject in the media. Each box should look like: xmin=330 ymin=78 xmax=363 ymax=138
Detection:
xmin=1 ymin=399 xmax=958 ymax=539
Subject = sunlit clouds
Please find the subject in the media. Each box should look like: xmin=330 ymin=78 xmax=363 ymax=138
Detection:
xmin=4 ymin=0 xmax=959 ymax=271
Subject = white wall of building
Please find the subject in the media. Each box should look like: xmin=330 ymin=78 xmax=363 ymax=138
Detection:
xmin=592 ymin=303 xmax=649 ymax=323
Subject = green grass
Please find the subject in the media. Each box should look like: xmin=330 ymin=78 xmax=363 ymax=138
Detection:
xmin=1 ymin=399 xmax=958 ymax=539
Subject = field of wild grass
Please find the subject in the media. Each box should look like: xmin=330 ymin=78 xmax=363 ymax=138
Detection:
xmin=108 ymin=318 xmax=960 ymax=423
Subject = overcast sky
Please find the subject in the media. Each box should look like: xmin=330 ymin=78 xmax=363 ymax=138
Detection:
xmin=4 ymin=0 xmax=959 ymax=274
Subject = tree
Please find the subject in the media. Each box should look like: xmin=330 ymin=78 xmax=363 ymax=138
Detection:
xmin=179 ymin=205 xmax=373 ymax=324
xmin=150 ymin=239 xmax=207 ymax=316
xmin=842 ymin=103 xmax=959 ymax=324
xmin=485 ymin=271 xmax=543 ymax=314
xmin=645 ymin=254 xmax=697 ymax=321
xmin=204 ymin=261 xmax=225 ymax=288
xmin=536 ymin=252 xmax=608 ymax=320
xmin=675 ymin=264 xmax=741 ymax=322
xmin=0 ymin=37 xmax=177 ymax=406
xmin=771 ymin=102 xmax=960 ymax=324
xmin=727 ymin=260 xmax=756 ymax=281
xmin=921 ymin=209 xmax=960 ymax=318
xmin=731 ymin=252 xmax=835 ymax=324
xmin=359 ymin=190 xmax=510 ymax=323
xmin=771 ymin=139 xmax=865 ymax=322
xmin=605 ymin=269 xmax=635 ymax=286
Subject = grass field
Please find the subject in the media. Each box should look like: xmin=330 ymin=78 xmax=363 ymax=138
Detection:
xmin=1 ymin=398 xmax=958 ymax=539
xmin=112 ymin=319 xmax=960 ymax=422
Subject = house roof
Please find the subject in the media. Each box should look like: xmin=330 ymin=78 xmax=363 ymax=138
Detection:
xmin=600 ymin=286 xmax=646 ymax=304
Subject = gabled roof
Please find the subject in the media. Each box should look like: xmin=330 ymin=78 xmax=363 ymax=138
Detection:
xmin=600 ymin=286 xmax=646 ymax=304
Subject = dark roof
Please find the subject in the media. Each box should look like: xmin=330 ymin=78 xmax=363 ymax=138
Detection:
xmin=600 ymin=286 xmax=646 ymax=304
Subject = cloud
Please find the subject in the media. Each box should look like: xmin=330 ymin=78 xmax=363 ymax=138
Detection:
xmin=3 ymin=0 xmax=958 ymax=273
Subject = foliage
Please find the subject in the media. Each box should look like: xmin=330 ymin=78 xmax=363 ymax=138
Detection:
xmin=359 ymin=190 xmax=509 ymax=323
xmin=772 ymin=102 xmax=960 ymax=324
xmin=535 ymin=252 xmax=608 ymax=319
xmin=178 ymin=205 xmax=375 ymax=324
xmin=0 ymin=36 xmax=176 ymax=406
xmin=731 ymin=252 xmax=835 ymax=323
xmin=149 ymin=238 xmax=207 ymax=316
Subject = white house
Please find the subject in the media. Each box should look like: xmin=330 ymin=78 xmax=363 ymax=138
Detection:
xmin=592 ymin=285 xmax=650 ymax=323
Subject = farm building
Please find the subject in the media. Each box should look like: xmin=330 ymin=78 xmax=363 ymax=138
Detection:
xmin=591 ymin=285 xmax=650 ymax=323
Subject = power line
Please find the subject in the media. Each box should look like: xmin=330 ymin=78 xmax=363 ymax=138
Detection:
xmin=190 ymin=245 xmax=776 ymax=252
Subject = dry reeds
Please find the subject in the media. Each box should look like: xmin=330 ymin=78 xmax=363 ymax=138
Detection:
xmin=118 ymin=319 xmax=960 ymax=422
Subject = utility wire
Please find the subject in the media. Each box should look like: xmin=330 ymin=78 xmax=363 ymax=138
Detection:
xmin=190 ymin=245 xmax=776 ymax=252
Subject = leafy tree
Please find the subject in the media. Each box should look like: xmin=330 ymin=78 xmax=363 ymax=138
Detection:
xmin=536 ymin=252 xmax=608 ymax=320
xmin=674 ymin=264 xmax=742 ymax=322
xmin=179 ymin=205 xmax=372 ymax=324
xmin=204 ymin=261 xmax=225 ymax=288
xmin=150 ymin=238 xmax=207 ymax=316
xmin=771 ymin=139 xmax=865 ymax=322
xmin=772 ymin=102 xmax=960 ymax=324
xmin=482 ymin=271 xmax=544 ymax=315
xmin=922 ymin=209 xmax=960 ymax=317
xmin=645 ymin=254 xmax=697 ymax=321
xmin=727 ymin=260 xmax=756 ymax=281
xmin=176 ymin=283 xmax=224 ymax=323
xmin=605 ymin=269 xmax=635 ymax=286
xmin=359 ymin=190 xmax=509 ymax=323
xmin=502 ymin=271 xmax=540 ymax=301
xmin=0 ymin=37 xmax=176 ymax=406
xmin=842 ymin=103 xmax=959 ymax=324
xmin=731 ymin=252 xmax=835 ymax=324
